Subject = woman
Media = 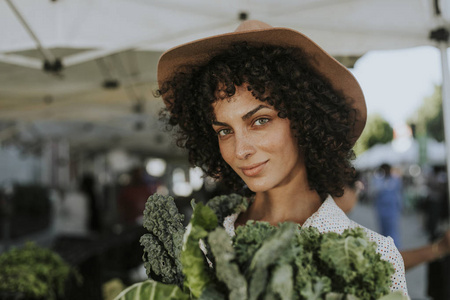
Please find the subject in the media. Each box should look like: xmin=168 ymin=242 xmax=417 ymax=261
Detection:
xmin=157 ymin=20 xmax=408 ymax=296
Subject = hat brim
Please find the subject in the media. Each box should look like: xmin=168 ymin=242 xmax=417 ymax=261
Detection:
xmin=157 ymin=25 xmax=366 ymax=143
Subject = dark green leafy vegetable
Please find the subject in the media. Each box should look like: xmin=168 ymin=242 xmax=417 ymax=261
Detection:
xmin=208 ymin=227 xmax=247 ymax=300
xmin=320 ymin=229 xmax=370 ymax=281
xmin=233 ymin=220 xmax=276 ymax=268
xmin=189 ymin=200 xmax=219 ymax=232
xmin=140 ymin=234 xmax=181 ymax=285
xmin=233 ymin=223 xmax=397 ymax=300
xmin=206 ymin=194 xmax=249 ymax=225
xmin=319 ymin=228 xmax=394 ymax=299
xmin=267 ymin=264 xmax=294 ymax=300
xmin=0 ymin=242 xmax=81 ymax=300
xmin=140 ymin=194 xmax=185 ymax=286
xmin=247 ymin=222 xmax=298 ymax=300
xmin=198 ymin=285 xmax=226 ymax=300
xmin=181 ymin=201 xmax=218 ymax=298
xmin=114 ymin=279 xmax=189 ymax=300
xmin=121 ymin=193 xmax=408 ymax=300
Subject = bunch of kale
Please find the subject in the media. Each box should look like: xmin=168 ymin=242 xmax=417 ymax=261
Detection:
xmin=137 ymin=193 xmax=405 ymax=300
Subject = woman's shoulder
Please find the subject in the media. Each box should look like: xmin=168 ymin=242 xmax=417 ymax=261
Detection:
xmin=348 ymin=219 xmax=401 ymax=261
xmin=349 ymin=220 xmax=396 ymax=251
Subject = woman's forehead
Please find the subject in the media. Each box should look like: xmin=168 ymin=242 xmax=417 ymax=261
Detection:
xmin=212 ymin=86 xmax=275 ymax=121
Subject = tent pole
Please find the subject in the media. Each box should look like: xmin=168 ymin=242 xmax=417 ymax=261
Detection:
xmin=438 ymin=42 xmax=450 ymax=227
xmin=5 ymin=0 xmax=56 ymax=63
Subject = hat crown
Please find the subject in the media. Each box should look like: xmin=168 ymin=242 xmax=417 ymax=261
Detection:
xmin=234 ymin=20 xmax=273 ymax=32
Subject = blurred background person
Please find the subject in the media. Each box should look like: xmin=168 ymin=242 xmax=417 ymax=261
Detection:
xmin=423 ymin=165 xmax=448 ymax=240
xmin=80 ymin=172 xmax=101 ymax=233
xmin=370 ymin=163 xmax=403 ymax=248
xmin=117 ymin=167 xmax=158 ymax=225
xmin=422 ymin=165 xmax=450 ymax=300
xmin=53 ymin=183 xmax=89 ymax=236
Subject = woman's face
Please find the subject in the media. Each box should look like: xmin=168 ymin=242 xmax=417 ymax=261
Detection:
xmin=212 ymin=85 xmax=306 ymax=192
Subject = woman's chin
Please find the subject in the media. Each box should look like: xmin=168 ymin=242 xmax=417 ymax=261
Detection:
xmin=243 ymin=180 xmax=272 ymax=193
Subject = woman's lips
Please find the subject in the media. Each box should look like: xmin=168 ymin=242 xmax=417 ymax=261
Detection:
xmin=240 ymin=160 xmax=268 ymax=177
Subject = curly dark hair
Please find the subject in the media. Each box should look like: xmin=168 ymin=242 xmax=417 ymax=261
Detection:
xmin=159 ymin=43 xmax=356 ymax=200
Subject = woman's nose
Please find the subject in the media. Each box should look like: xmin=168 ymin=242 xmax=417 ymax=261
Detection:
xmin=235 ymin=133 xmax=256 ymax=160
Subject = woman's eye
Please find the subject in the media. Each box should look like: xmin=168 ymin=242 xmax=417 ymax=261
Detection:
xmin=217 ymin=128 xmax=232 ymax=136
xmin=254 ymin=118 xmax=270 ymax=126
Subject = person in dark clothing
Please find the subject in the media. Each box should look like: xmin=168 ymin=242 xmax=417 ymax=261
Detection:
xmin=117 ymin=167 xmax=156 ymax=224
xmin=80 ymin=173 xmax=101 ymax=232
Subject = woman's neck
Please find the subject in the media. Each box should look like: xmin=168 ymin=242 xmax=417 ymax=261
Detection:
xmin=237 ymin=184 xmax=322 ymax=226
xmin=235 ymin=158 xmax=323 ymax=226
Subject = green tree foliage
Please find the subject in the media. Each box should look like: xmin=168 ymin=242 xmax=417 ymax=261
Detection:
xmin=409 ymin=85 xmax=444 ymax=142
xmin=354 ymin=114 xmax=393 ymax=155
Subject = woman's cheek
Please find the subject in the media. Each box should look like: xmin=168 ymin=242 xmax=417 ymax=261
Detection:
xmin=219 ymin=141 xmax=234 ymax=167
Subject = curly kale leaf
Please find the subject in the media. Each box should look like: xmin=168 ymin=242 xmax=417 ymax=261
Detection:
xmin=320 ymin=231 xmax=368 ymax=282
xmin=198 ymin=285 xmax=227 ymax=300
xmin=181 ymin=202 xmax=218 ymax=298
xmin=208 ymin=227 xmax=247 ymax=300
xmin=206 ymin=194 xmax=249 ymax=225
xmin=377 ymin=292 xmax=409 ymax=300
xmin=113 ymin=279 xmax=189 ymax=300
xmin=140 ymin=194 xmax=185 ymax=286
xmin=139 ymin=193 xmax=399 ymax=300
xmin=267 ymin=264 xmax=294 ymax=300
xmin=324 ymin=293 xmax=356 ymax=300
xmin=140 ymin=234 xmax=181 ymax=285
xmin=298 ymin=226 xmax=323 ymax=253
xmin=293 ymin=232 xmax=331 ymax=299
xmin=190 ymin=200 xmax=219 ymax=233
xmin=249 ymin=222 xmax=298 ymax=271
xmin=319 ymin=227 xmax=395 ymax=299
xmin=247 ymin=222 xmax=298 ymax=300
xmin=230 ymin=223 xmax=395 ymax=300
xmin=233 ymin=221 xmax=276 ymax=269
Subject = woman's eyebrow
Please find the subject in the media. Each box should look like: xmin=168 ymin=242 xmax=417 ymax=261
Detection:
xmin=212 ymin=104 xmax=271 ymax=126
xmin=242 ymin=105 xmax=270 ymax=121
xmin=212 ymin=120 xmax=227 ymax=127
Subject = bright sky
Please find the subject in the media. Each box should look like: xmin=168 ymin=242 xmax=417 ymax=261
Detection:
xmin=350 ymin=46 xmax=443 ymax=129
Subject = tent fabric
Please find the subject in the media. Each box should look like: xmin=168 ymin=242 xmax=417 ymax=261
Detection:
xmin=0 ymin=0 xmax=449 ymax=155
xmin=0 ymin=0 xmax=443 ymax=55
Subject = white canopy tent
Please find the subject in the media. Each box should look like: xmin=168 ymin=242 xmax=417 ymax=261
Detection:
xmin=354 ymin=138 xmax=446 ymax=170
xmin=1 ymin=0 xmax=450 ymax=163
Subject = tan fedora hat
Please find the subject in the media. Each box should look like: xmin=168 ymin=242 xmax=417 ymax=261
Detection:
xmin=157 ymin=20 xmax=367 ymax=143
